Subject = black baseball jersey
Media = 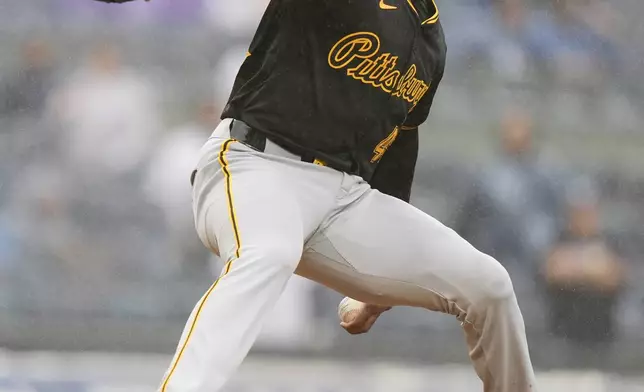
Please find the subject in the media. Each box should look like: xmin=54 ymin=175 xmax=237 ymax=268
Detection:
xmin=222 ymin=0 xmax=446 ymax=189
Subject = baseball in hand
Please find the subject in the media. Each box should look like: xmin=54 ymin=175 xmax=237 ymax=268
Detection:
xmin=338 ymin=297 xmax=364 ymax=323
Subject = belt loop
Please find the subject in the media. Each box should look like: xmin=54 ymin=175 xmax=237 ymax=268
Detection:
xmin=230 ymin=120 xmax=267 ymax=152
xmin=300 ymin=152 xmax=315 ymax=164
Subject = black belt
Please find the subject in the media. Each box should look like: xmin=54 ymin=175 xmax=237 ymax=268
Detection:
xmin=228 ymin=120 xmax=357 ymax=174
xmin=191 ymin=120 xmax=358 ymax=187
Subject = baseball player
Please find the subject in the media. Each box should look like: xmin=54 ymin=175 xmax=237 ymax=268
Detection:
xmin=96 ymin=0 xmax=536 ymax=391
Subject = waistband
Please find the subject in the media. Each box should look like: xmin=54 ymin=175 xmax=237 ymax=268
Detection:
xmin=229 ymin=119 xmax=321 ymax=164
xmin=191 ymin=119 xmax=354 ymax=186
xmin=227 ymin=119 xmax=357 ymax=174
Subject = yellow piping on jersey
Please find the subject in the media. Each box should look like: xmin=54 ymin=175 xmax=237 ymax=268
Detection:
xmin=421 ymin=0 xmax=439 ymax=24
xmin=160 ymin=139 xmax=241 ymax=391
xmin=406 ymin=0 xmax=419 ymax=16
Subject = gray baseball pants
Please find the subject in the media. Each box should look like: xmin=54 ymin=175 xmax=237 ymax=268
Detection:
xmin=159 ymin=118 xmax=537 ymax=392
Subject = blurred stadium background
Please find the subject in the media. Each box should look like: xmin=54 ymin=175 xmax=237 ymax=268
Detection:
xmin=1 ymin=0 xmax=644 ymax=390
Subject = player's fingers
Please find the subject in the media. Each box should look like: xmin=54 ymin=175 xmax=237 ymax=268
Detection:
xmin=363 ymin=313 xmax=380 ymax=329
xmin=341 ymin=308 xmax=368 ymax=325
xmin=358 ymin=314 xmax=380 ymax=333
xmin=341 ymin=324 xmax=365 ymax=335
xmin=340 ymin=320 xmax=364 ymax=334
xmin=340 ymin=313 xmax=379 ymax=335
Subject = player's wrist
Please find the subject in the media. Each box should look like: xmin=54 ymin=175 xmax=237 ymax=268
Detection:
xmin=365 ymin=304 xmax=391 ymax=315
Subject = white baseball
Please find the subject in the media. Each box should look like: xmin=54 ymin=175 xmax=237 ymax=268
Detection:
xmin=338 ymin=297 xmax=363 ymax=323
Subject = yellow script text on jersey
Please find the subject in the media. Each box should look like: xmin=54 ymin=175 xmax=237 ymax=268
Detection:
xmin=328 ymin=32 xmax=430 ymax=108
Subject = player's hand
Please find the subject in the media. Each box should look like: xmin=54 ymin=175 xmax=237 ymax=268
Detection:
xmin=339 ymin=299 xmax=391 ymax=335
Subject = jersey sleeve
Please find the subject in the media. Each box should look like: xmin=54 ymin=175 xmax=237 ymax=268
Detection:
xmin=368 ymin=128 xmax=419 ymax=203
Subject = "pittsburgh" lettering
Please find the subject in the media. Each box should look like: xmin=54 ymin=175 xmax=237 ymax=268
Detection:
xmin=328 ymin=32 xmax=430 ymax=108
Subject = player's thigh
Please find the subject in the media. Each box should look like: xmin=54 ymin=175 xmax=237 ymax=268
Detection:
xmin=193 ymin=143 xmax=305 ymax=267
xmin=306 ymin=190 xmax=513 ymax=314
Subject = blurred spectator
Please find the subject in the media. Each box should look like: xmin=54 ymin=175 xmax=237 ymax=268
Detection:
xmin=441 ymin=0 xmax=532 ymax=80
xmin=46 ymin=43 xmax=167 ymax=282
xmin=0 ymin=38 xmax=55 ymax=119
xmin=543 ymin=178 xmax=626 ymax=346
xmin=50 ymin=42 xmax=160 ymax=178
xmin=442 ymin=0 xmax=623 ymax=87
xmin=143 ymin=102 xmax=217 ymax=276
xmin=525 ymin=0 xmax=622 ymax=87
xmin=455 ymin=109 xmax=562 ymax=272
xmin=5 ymin=164 xmax=74 ymax=276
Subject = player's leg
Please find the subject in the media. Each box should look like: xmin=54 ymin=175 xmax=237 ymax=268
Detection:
xmin=299 ymin=179 xmax=536 ymax=392
xmin=159 ymin=123 xmax=338 ymax=392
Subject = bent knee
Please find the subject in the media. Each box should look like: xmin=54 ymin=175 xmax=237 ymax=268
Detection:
xmin=475 ymin=254 xmax=515 ymax=305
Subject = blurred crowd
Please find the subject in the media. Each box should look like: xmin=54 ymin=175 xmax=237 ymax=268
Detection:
xmin=1 ymin=0 xmax=644 ymax=369
xmin=451 ymin=109 xmax=628 ymax=348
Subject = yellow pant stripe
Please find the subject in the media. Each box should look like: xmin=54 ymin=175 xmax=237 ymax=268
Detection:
xmin=160 ymin=139 xmax=241 ymax=391
xmin=219 ymin=139 xmax=242 ymax=259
